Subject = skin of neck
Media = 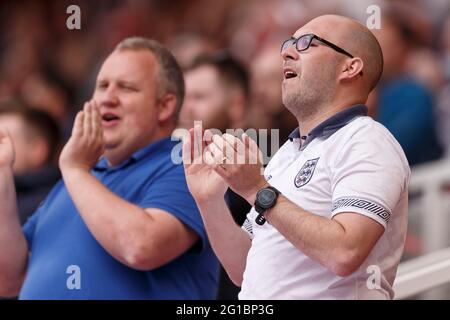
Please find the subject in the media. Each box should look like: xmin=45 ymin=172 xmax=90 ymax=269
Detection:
xmin=297 ymin=91 xmax=367 ymax=136
xmin=104 ymin=122 xmax=175 ymax=167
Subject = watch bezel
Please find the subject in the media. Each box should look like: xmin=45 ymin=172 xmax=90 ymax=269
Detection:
xmin=256 ymin=188 xmax=278 ymax=209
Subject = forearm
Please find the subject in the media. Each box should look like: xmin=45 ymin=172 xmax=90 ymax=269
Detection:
xmin=197 ymin=198 xmax=251 ymax=286
xmin=204 ymin=131 xmax=375 ymax=277
xmin=61 ymin=168 xmax=157 ymax=268
xmin=0 ymin=167 xmax=28 ymax=295
xmin=265 ymin=196 xmax=355 ymax=276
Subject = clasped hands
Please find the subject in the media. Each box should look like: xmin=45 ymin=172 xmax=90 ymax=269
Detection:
xmin=182 ymin=125 xmax=268 ymax=205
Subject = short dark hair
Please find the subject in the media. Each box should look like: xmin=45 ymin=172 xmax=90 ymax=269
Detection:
xmin=187 ymin=51 xmax=250 ymax=100
xmin=115 ymin=37 xmax=185 ymax=121
xmin=0 ymin=101 xmax=62 ymax=163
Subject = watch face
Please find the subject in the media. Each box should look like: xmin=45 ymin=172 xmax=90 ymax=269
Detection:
xmin=258 ymin=189 xmax=276 ymax=208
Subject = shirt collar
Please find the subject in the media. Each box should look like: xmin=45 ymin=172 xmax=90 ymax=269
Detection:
xmin=288 ymin=104 xmax=368 ymax=149
xmin=93 ymin=137 xmax=175 ymax=172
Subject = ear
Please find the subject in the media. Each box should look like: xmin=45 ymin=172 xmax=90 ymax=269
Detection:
xmin=157 ymin=93 xmax=178 ymax=123
xmin=340 ymin=57 xmax=364 ymax=80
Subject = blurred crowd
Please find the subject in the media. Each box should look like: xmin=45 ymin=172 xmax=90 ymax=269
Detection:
xmin=1 ymin=0 xmax=450 ymax=161
xmin=0 ymin=0 xmax=450 ymax=298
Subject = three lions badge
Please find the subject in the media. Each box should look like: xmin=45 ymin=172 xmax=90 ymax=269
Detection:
xmin=294 ymin=158 xmax=319 ymax=188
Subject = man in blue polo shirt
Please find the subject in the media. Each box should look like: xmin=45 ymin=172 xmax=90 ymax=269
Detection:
xmin=0 ymin=37 xmax=219 ymax=299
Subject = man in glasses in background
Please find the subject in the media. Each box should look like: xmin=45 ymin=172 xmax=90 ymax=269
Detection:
xmin=183 ymin=14 xmax=410 ymax=299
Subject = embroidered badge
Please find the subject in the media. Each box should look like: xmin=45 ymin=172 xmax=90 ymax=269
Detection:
xmin=294 ymin=157 xmax=319 ymax=188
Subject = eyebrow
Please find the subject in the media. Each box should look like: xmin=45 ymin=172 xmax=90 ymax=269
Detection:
xmin=118 ymin=80 xmax=138 ymax=85
xmin=96 ymin=79 xmax=138 ymax=86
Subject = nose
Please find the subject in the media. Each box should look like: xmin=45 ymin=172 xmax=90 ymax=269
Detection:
xmin=95 ymin=85 xmax=119 ymax=108
xmin=281 ymin=44 xmax=299 ymax=61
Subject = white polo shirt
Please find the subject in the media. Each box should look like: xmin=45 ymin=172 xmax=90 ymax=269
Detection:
xmin=239 ymin=105 xmax=410 ymax=300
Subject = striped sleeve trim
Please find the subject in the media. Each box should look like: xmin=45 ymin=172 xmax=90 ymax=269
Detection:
xmin=241 ymin=218 xmax=254 ymax=240
xmin=331 ymin=197 xmax=391 ymax=224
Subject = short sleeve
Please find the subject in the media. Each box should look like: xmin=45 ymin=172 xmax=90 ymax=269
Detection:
xmin=136 ymin=165 xmax=208 ymax=252
xmin=330 ymin=124 xmax=410 ymax=228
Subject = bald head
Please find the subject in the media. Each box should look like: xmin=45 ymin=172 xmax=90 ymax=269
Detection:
xmin=299 ymin=15 xmax=384 ymax=92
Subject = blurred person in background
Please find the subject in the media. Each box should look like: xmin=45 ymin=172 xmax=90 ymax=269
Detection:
xmin=181 ymin=52 xmax=248 ymax=132
xmin=442 ymin=14 xmax=450 ymax=81
xmin=247 ymin=43 xmax=297 ymax=147
xmin=168 ymin=32 xmax=217 ymax=70
xmin=0 ymin=37 xmax=219 ymax=299
xmin=0 ymin=101 xmax=61 ymax=225
xmin=372 ymin=14 xmax=443 ymax=166
xmin=406 ymin=49 xmax=446 ymax=95
xmin=436 ymin=13 xmax=450 ymax=156
xmin=180 ymin=52 xmax=251 ymax=299
xmin=19 ymin=72 xmax=71 ymax=130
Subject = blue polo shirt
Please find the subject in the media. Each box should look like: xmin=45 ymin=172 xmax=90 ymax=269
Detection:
xmin=19 ymin=137 xmax=219 ymax=300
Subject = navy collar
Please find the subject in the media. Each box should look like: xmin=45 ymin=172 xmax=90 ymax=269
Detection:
xmin=94 ymin=137 xmax=174 ymax=172
xmin=289 ymin=104 xmax=368 ymax=150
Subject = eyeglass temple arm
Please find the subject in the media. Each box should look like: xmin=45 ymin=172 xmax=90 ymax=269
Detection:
xmin=314 ymin=35 xmax=354 ymax=58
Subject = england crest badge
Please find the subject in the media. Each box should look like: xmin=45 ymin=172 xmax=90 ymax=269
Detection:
xmin=294 ymin=158 xmax=319 ymax=188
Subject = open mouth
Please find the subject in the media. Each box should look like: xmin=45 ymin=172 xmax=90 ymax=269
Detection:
xmin=284 ymin=70 xmax=298 ymax=79
xmin=101 ymin=113 xmax=120 ymax=125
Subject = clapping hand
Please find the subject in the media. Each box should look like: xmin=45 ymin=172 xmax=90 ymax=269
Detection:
xmin=59 ymin=100 xmax=104 ymax=173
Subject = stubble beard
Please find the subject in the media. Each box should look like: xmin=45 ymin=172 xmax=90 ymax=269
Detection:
xmin=282 ymin=65 xmax=337 ymax=123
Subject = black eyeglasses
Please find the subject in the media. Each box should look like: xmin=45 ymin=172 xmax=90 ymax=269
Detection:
xmin=281 ymin=34 xmax=355 ymax=59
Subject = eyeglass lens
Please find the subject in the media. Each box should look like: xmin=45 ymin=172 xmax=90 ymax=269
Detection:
xmin=281 ymin=35 xmax=313 ymax=53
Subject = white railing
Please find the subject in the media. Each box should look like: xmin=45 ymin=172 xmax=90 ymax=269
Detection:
xmin=394 ymin=247 xmax=450 ymax=299
xmin=409 ymin=158 xmax=450 ymax=252
xmin=395 ymin=158 xmax=450 ymax=299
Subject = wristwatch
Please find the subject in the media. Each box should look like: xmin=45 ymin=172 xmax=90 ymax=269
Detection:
xmin=254 ymin=186 xmax=280 ymax=225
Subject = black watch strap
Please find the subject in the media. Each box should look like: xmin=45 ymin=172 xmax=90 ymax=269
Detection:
xmin=255 ymin=186 xmax=280 ymax=225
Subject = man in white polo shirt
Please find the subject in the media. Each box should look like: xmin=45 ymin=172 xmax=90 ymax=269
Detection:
xmin=182 ymin=14 xmax=410 ymax=299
